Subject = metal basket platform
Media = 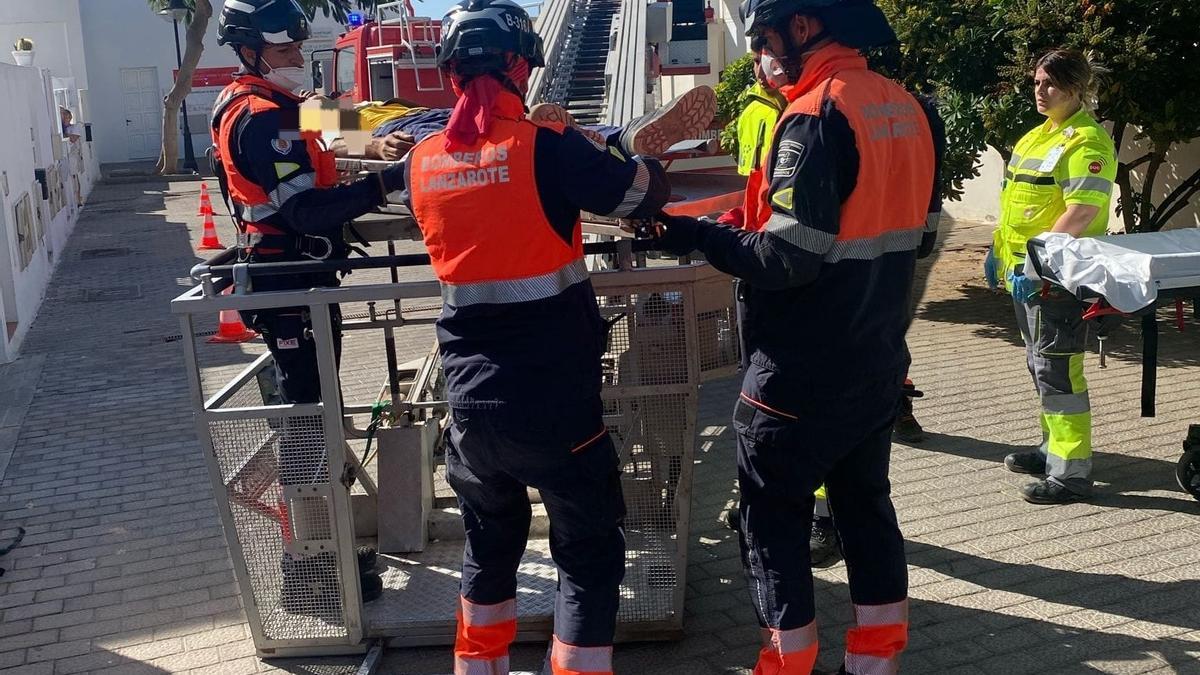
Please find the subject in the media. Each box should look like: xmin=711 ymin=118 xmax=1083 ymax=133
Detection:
xmin=172 ymin=249 xmax=736 ymax=657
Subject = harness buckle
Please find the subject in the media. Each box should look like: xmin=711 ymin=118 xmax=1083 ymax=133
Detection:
xmin=300 ymin=235 xmax=334 ymax=261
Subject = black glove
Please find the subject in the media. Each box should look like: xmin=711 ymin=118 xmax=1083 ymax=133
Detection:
xmin=651 ymin=212 xmax=703 ymax=256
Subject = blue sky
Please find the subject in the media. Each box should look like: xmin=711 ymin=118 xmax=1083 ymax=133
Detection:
xmin=406 ymin=0 xmax=542 ymax=20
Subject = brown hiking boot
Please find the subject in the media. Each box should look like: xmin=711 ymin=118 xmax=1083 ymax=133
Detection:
xmin=620 ymin=85 xmax=717 ymax=157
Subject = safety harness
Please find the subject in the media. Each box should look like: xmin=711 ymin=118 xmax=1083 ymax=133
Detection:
xmin=208 ymin=81 xmax=339 ymax=262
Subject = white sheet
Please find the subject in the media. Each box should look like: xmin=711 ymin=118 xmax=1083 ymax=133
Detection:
xmin=1025 ymin=230 xmax=1200 ymax=313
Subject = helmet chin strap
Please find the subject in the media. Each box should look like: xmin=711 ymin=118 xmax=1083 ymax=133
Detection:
xmin=773 ymin=18 xmax=829 ymax=84
xmin=232 ymin=45 xmax=266 ymax=76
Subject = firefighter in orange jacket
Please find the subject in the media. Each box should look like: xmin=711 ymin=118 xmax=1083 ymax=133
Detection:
xmin=654 ymin=0 xmax=941 ymax=672
xmin=404 ymin=1 xmax=670 ymax=673
xmin=211 ymin=0 xmax=405 ymax=611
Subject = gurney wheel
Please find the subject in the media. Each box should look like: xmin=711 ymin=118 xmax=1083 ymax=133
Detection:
xmin=1176 ymin=448 xmax=1200 ymax=501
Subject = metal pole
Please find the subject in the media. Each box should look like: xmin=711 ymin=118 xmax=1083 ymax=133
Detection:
xmin=173 ymin=17 xmax=199 ymax=174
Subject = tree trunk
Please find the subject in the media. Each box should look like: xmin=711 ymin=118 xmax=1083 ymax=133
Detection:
xmin=156 ymin=0 xmax=213 ymax=175
xmin=1150 ymin=167 xmax=1200 ymax=231
xmin=1136 ymin=150 xmax=1166 ymax=233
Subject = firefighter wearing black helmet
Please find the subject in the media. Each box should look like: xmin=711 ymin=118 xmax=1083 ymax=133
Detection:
xmin=210 ymin=0 xmax=406 ymax=613
xmin=404 ymin=1 xmax=671 ymax=672
xmin=651 ymin=0 xmax=945 ymax=672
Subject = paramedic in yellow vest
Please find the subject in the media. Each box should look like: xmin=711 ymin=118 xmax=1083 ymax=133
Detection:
xmin=986 ymin=49 xmax=1116 ymax=504
xmin=736 ymin=55 xmax=787 ymax=176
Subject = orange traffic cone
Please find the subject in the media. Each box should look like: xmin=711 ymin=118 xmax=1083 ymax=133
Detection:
xmin=208 ymin=288 xmax=257 ymax=344
xmin=198 ymin=181 xmax=213 ymax=216
xmin=199 ymin=209 xmax=225 ymax=250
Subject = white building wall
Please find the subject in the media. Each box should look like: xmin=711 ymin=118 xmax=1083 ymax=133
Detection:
xmin=78 ymin=0 xmax=348 ymax=166
xmin=0 ymin=0 xmax=88 ymax=89
xmin=0 ymin=62 xmax=98 ymax=362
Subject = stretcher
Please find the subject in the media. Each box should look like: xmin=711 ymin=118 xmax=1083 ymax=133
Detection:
xmin=1026 ymin=231 xmax=1200 ymax=500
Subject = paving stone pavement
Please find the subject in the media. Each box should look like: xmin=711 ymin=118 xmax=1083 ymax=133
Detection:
xmin=0 ymin=180 xmax=1197 ymax=674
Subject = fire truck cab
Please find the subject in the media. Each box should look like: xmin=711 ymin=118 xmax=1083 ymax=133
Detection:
xmin=315 ymin=2 xmax=459 ymax=107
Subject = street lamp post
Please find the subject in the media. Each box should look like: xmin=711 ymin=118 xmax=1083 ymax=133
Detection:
xmin=159 ymin=0 xmax=198 ymax=174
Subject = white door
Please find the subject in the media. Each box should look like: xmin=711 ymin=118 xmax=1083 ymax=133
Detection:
xmin=121 ymin=67 xmax=162 ymax=160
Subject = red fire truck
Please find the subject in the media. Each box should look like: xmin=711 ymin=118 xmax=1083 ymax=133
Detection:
xmin=312 ymin=1 xmax=459 ymax=107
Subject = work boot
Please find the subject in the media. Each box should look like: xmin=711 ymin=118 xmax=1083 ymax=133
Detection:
xmin=360 ymin=569 xmax=384 ymax=603
xmin=892 ymin=411 xmax=925 ymax=443
xmin=527 ymin=103 xmax=607 ymax=145
xmin=281 ymin=551 xmax=383 ymax=615
xmin=1005 ymin=451 xmax=1047 ymax=475
xmin=1020 ymin=478 xmax=1091 ymax=504
xmin=892 ymin=382 xmax=926 ymax=443
xmin=619 ymin=86 xmax=717 ymax=157
xmin=280 ymin=552 xmax=341 ymax=615
xmin=357 ymin=545 xmax=378 ymax=575
xmin=810 ymin=517 xmax=842 ymax=568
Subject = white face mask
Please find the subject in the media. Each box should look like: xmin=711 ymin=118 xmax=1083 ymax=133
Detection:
xmin=759 ymin=52 xmax=789 ymax=88
xmin=262 ymin=56 xmax=307 ymax=93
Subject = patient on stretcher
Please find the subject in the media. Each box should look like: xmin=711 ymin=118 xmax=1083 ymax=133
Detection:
xmin=336 ymin=86 xmax=717 ymax=162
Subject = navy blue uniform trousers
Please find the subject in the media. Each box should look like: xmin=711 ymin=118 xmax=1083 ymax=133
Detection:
xmin=735 ymin=364 xmax=907 ymax=631
xmin=444 ymin=398 xmax=627 ymax=646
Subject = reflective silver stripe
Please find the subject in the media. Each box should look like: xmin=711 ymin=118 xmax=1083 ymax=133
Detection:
xmin=551 ymin=637 xmax=612 ymax=672
xmin=1007 ymin=152 xmax=1022 ymax=168
xmin=610 ymin=159 xmax=650 ymax=217
xmin=762 ymin=622 xmax=818 ymax=654
xmin=1045 ymin=454 xmax=1092 ymax=482
xmin=441 ymin=259 xmax=589 ymax=307
xmin=1060 ymin=176 xmax=1113 ymax=195
xmin=242 ymin=203 xmax=279 ymax=221
xmin=454 ymin=655 xmax=509 ymax=675
xmin=460 ymin=596 xmax=516 ymax=626
xmin=764 ymin=213 xmax=836 ymax=254
xmin=844 ymin=652 xmax=899 ymax=675
xmin=225 ymin=0 xmax=258 ymax=12
xmin=1043 ymin=391 xmax=1090 ymax=416
xmin=1019 ymin=158 xmax=1048 ymax=171
xmin=924 ymin=211 xmax=941 ymax=233
xmin=854 ymin=600 xmax=908 ymax=626
xmin=825 ymin=228 xmax=923 ymax=263
xmin=271 ymin=171 xmax=317 ymax=207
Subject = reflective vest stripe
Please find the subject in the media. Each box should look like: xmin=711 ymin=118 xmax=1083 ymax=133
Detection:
xmin=764 ymin=213 xmax=835 ymax=255
xmin=761 ymin=621 xmax=818 ymax=654
xmin=824 ymin=228 xmax=923 ymax=263
xmin=853 ymin=600 xmax=908 ymax=626
xmin=441 ymin=259 xmax=589 ymax=307
xmin=242 ymin=203 xmax=279 ymax=221
xmin=454 ymin=656 xmax=509 ymax=675
xmin=550 ymin=636 xmax=613 ymax=673
xmin=269 ymin=171 xmax=317 ymax=208
xmin=844 ymin=652 xmax=900 ymax=675
xmin=610 ymin=159 xmax=650 ymax=218
xmin=1061 ymin=176 xmax=1112 ymax=194
xmin=460 ymin=597 xmax=516 ymax=626
xmin=844 ymin=600 xmax=907 ymax=675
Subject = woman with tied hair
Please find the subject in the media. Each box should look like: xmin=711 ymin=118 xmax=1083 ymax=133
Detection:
xmin=985 ymin=48 xmax=1117 ymax=504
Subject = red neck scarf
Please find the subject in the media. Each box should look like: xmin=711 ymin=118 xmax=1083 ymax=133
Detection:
xmin=445 ymin=57 xmax=530 ymax=149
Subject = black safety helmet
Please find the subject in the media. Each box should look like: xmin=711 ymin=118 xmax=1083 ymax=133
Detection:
xmin=218 ymin=0 xmax=311 ymax=49
xmin=741 ymin=0 xmax=896 ymax=50
xmin=436 ymin=0 xmax=546 ymax=73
